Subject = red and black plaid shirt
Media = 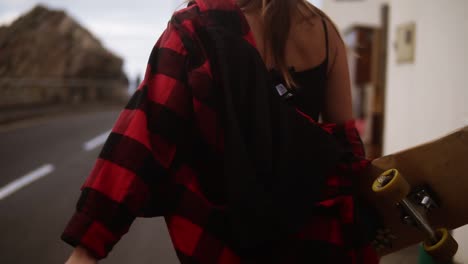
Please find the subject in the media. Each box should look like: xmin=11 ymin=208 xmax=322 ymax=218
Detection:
xmin=62 ymin=0 xmax=379 ymax=263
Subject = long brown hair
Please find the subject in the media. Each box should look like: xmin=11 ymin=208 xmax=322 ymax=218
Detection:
xmin=237 ymin=0 xmax=319 ymax=88
xmin=184 ymin=0 xmax=325 ymax=88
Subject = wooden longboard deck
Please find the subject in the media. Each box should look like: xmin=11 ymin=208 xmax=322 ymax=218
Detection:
xmin=358 ymin=126 xmax=468 ymax=256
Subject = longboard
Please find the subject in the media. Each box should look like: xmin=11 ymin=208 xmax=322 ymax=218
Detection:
xmin=357 ymin=126 xmax=468 ymax=260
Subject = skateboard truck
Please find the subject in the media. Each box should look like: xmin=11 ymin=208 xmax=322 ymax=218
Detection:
xmin=399 ymin=186 xmax=440 ymax=239
xmin=398 ymin=194 xmax=438 ymax=245
xmin=372 ymin=169 xmax=458 ymax=261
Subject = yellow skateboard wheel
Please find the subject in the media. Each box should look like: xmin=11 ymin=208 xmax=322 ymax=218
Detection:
xmin=423 ymin=228 xmax=458 ymax=261
xmin=372 ymin=169 xmax=410 ymax=204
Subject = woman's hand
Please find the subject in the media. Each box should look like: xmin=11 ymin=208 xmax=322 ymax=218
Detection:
xmin=65 ymin=246 xmax=98 ymax=264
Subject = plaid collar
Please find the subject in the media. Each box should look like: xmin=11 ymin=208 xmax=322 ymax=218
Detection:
xmin=192 ymin=0 xmax=257 ymax=48
xmin=194 ymin=0 xmax=239 ymax=12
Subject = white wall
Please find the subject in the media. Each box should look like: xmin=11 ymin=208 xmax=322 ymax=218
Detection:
xmin=308 ymin=0 xmax=323 ymax=8
xmin=322 ymin=0 xmax=389 ymax=30
xmin=384 ymin=0 xmax=468 ymax=153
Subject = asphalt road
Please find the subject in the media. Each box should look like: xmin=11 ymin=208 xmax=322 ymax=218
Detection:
xmin=0 ymin=108 xmax=452 ymax=264
xmin=0 ymin=109 xmax=179 ymax=264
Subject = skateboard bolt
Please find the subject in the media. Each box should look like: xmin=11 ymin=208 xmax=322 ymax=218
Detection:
xmin=377 ymin=175 xmax=393 ymax=187
xmin=420 ymin=196 xmax=432 ymax=209
xmin=403 ymin=215 xmax=415 ymax=226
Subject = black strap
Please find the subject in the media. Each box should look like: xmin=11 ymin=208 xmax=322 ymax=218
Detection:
xmin=321 ymin=18 xmax=329 ymax=71
xmin=201 ymin=19 xmax=346 ymax=253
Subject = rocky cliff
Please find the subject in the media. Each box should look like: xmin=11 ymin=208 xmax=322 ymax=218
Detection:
xmin=0 ymin=5 xmax=129 ymax=107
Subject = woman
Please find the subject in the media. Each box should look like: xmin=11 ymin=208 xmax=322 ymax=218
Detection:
xmin=64 ymin=0 xmax=380 ymax=263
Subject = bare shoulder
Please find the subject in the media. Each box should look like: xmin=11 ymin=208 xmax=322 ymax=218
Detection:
xmin=302 ymin=3 xmax=345 ymax=71
xmin=288 ymin=3 xmax=344 ymax=70
xmin=312 ymin=6 xmax=344 ymax=53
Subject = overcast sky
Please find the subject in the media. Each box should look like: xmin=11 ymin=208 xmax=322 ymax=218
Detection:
xmin=0 ymin=0 xmax=322 ymax=82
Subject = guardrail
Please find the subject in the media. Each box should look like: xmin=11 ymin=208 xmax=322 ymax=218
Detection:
xmin=0 ymin=77 xmax=129 ymax=108
xmin=0 ymin=78 xmax=126 ymax=87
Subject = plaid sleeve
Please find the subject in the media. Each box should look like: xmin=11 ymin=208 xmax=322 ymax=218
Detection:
xmin=336 ymin=120 xmax=366 ymax=158
xmin=333 ymin=120 xmax=370 ymax=170
xmin=336 ymin=120 xmax=381 ymax=249
xmin=61 ymin=22 xmax=194 ymax=259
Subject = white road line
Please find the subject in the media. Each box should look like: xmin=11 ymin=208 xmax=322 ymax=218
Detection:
xmin=83 ymin=130 xmax=111 ymax=151
xmin=0 ymin=164 xmax=55 ymax=200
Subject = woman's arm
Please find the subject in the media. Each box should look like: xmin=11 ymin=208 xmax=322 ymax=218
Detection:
xmin=321 ymin=19 xmax=353 ymax=124
xmin=65 ymin=246 xmax=97 ymax=264
xmin=320 ymin=18 xmax=368 ymax=158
